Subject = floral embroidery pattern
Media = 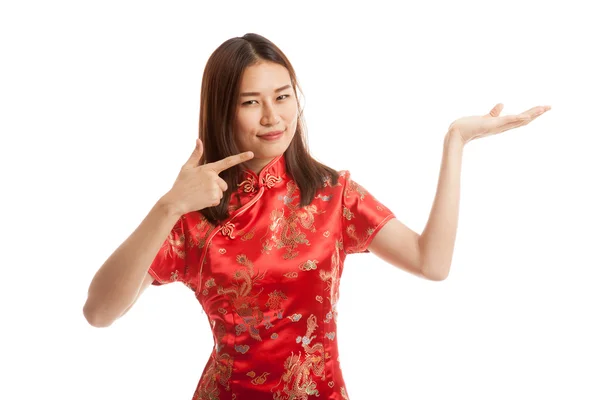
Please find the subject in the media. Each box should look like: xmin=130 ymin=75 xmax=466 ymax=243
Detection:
xmin=320 ymin=239 xmax=342 ymax=326
xmin=343 ymin=178 xmax=367 ymax=201
xmin=218 ymin=254 xmax=267 ymax=342
xmin=238 ymin=174 xmax=257 ymax=193
xmin=192 ymin=352 xmax=233 ymax=400
xmin=188 ymin=217 xmax=214 ymax=249
xmin=251 ymin=372 xmax=270 ymax=385
xmin=148 ymin=158 xmax=396 ymax=399
xmin=344 ymin=224 xmax=374 ymax=254
xmin=260 ymin=183 xmax=325 ymax=260
xmin=164 ymin=227 xmax=185 ymax=260
xmin=298 ymin=260 xmax=318 ymax=271
xmin=342 ymin=206 xmax=355 ymax=221
xmin=221 ymin=222 xmax=236 ymax=239
xmin=262 ymin=172 xmax=282 ymax=188
xmin=265 ymin=289 xmax=288 ymax=312
xmin=271 ymin=314 xmax=326 ymax=399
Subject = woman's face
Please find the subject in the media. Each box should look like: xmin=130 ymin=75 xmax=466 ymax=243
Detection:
xmin=233 ymin=61 xmax=298 ymax=174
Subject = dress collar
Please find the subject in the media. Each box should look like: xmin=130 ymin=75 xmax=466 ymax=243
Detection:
xmin=237 ymin=154 xmax=287 ymax=194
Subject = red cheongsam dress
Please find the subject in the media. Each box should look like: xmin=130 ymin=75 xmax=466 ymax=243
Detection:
xmin=148 ymin=154 xmax=395 ymax=400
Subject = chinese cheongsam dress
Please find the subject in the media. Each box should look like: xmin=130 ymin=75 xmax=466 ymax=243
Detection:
xmin=148 ymin=154 xmax=395 ymax=400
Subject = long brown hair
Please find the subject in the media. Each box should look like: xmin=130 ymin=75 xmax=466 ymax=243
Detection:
xmin=198 ymin=33 xmax=339 ymax=225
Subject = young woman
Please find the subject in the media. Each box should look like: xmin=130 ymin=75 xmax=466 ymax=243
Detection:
xmin=83 ymin=33 xmax=550 ymax=399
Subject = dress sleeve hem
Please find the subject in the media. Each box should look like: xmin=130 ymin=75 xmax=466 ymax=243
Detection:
xmin=359 ymin=213 xmax=395 ymax=254
xmin=147 ymin=266 xmax=163 ymax=286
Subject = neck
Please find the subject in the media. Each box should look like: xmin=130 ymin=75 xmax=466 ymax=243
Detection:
xmin=244 ymin=157 xmax=275 ymax=175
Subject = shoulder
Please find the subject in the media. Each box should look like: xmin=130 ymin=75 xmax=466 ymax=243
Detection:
xmin=316 ymin=169 xmax=347 ymax=193
xmin=319 ymin=169 xmax=361 ymax=191
xmin=335 ymin=169 xmax=363 ymax=191
xmin=316 ymin=170 xmax=357 ymax=203
xmin=329 ymin=169 xmax=350 ymax=185
xmin=337 ymin=169 xmax=350 ymax=178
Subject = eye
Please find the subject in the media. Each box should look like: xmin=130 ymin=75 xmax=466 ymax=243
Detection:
xmin=242 ymin=94 xmax=290 ymax=106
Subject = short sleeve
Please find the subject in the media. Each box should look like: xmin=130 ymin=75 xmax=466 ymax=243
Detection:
xmin=340 ymin=171 xmax=395 ymax=254
xmin=147 ymin=217 xmax=187 ymax=286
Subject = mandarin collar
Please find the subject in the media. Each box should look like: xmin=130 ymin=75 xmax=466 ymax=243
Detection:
xmin=237 ymin=154 xmax=287 ymax=194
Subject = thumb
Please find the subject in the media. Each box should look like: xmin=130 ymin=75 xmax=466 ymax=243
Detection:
xmin=183 ymin=139 xmax=204 ymax=169
xmin=488 ymin=103 xmax=504 ymax=117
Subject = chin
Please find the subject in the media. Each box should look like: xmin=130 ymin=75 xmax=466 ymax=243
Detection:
xmin=254 ymin=149 xmax=285 ymax=160
xmin=254 ymin=141 xmax=291 ymax=157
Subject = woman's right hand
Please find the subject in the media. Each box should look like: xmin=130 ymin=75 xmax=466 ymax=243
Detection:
xmin=164 ymin=139 xmax=254 ymax=216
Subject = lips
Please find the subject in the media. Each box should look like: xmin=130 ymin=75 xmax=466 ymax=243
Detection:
xmin=258 ymin=130 xmax=283 ymax=137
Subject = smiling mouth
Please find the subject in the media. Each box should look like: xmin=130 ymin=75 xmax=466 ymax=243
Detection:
xmin=258 ymin=130 xmax=284 ymax=137
xmin=258 ymin=133 xmax=283 ymax=141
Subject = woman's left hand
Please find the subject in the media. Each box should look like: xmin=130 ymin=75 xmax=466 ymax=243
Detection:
xmin=448 ymin=103 xmax=551 ymax=146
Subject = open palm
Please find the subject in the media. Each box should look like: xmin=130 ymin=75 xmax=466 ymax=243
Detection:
xmin=449 ymin=103 xmax=551 ymax=145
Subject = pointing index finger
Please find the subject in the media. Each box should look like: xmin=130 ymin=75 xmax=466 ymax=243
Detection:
xmin=209 ymin=151 xmax=254 ymax=173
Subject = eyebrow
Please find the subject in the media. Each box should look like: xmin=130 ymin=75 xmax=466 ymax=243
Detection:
xmin=240 ymin=84 xmax=292 ymax=97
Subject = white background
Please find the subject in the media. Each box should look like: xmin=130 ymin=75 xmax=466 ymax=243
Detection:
xmin=1 ymin=0 xmax=599 ymax=399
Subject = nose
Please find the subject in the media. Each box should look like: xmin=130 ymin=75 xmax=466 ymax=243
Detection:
xmin=261 ymin=103 xmax=280 ymax=126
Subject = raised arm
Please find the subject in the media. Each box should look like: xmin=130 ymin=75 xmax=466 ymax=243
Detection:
xmin=83 ymin=138 xmax=254 ymax=327
xmin=83 ymin=198 xmax=181 ymax=327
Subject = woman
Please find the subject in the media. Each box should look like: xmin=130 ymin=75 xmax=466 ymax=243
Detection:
xmin=83 ymin=33 xmax=550 ymax=399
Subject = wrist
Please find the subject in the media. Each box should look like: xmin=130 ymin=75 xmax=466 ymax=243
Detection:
xmin=157 ymin=192 xmax=183 ymax=219
xmin=445 ymin=129 xmax=466 ymax=149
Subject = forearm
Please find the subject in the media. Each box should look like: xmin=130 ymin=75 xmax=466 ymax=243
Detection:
xmin=83 ymin=196 xmax=181 ymax=327
xmin=418 ymin=130 xmax=465 ymax=280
